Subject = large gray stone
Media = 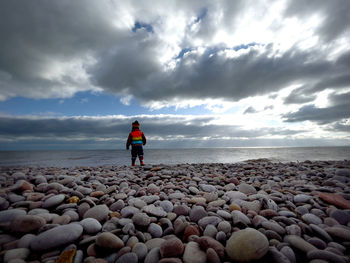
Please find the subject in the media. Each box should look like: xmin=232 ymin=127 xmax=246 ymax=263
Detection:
xmin=30 ymin=224 xmax=83 ymax=251
xmin=83 ymin=204 xmax=109 ymax=222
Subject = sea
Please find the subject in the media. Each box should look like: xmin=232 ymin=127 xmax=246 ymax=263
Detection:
xmin=0 ymin=147 xmax=349 ymax=167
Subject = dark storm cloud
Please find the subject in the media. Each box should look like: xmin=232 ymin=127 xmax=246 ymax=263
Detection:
xmin=0 ymin=115 xmax=305 ymax=148
xmin=284 ymin=87 xmax=317 ymax=104
xmin=0 ymin=0 xmax=125 ymax=99
xmin=283 ymin=91 xmax=350 ymax=124
xmin=0 ymin=0 xmax=349 ymax=103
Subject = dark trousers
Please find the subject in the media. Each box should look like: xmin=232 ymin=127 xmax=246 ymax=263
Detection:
xmin=131 ymin=145 xmax=144 ymax=159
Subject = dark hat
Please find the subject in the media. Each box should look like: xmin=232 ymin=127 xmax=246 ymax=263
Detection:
xmin=132 ymin=120 xmax=140 ymax=127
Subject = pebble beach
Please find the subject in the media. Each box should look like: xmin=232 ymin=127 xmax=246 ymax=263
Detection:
xmin=0 ymin=159 xmax=349 ymax=263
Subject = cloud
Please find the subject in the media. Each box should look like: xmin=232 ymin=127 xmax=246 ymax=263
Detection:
xmin=244 ymin=107 xmax=258 ymax=114
xmin=0 ymin=114 xmax=310 ymax=150
xmin=284 ymin=0 xmax=350 ymax=42
xmin=283 ymin=91 xmax=350 ymax=124
xmin=0 ymin=0 xmax=349 ymax=110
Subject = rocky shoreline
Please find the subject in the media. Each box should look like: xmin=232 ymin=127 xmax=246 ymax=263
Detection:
xmin=0 ymin=159 xmax=349 ymax=263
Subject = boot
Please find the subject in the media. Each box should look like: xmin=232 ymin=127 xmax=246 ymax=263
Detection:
xmin=132 ymin=158 xmax=136 ymax=166
xmin=139 ymin=156 xmax=145 ymax=166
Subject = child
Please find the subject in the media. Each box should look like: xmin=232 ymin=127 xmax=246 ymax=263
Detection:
xmin=126 ymin=120 xmax=147 ymax=166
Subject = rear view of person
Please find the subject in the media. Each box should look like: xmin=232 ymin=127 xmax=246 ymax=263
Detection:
xmin=126 ymin=120 xmax=147 ymax=166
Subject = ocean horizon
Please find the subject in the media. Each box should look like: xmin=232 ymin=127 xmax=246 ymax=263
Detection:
xmin=1 ymin=146 xmax=349 ymax=167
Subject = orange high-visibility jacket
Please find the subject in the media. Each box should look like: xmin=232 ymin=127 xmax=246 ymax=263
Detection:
xmin=126 ymin=128 xmax=146 ymax=148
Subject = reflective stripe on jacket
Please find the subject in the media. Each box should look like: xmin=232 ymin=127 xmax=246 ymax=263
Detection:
xmin=131 ymin=130 xmax=143 ymax=145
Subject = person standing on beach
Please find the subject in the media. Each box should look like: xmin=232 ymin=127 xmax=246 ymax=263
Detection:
xmin=126 ymin=120 xmax=147 ymax=166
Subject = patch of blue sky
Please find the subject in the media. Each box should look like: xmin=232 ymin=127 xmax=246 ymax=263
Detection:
xmin=0 ymin=91 xmax=213 ymax=117
xmin=194 ymin=8 xmax=208 ymax=24
xmin=132 ymin=21 xmax=154 ymax=33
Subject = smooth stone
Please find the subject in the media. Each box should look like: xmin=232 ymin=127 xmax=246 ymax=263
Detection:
xmin=284 ymin=235 xmax=317 ymax=253
xmin=318 ymin=192 xmax=350 ymax=209
xmin=208 ymin=199 xmax=226 ymax=207
xmin=190 ymin=206 xmax=208 ymax=222
xmin=307 ymin=250 xmax=348 ymax=263
xmin=203 ymin=225 xmax=218 ymax=238
xmin=160 ymin=237 xmax=184 ymax=258
xmin=148 ymin=223 xmax=163 ymax=238
xmin=268 ymin=246 xmax=291 ymax=263
xmin=225 ymin=191 xmax=248 ymax=201
xmin=183 ymin=241 xmax=207 ymax=263
xmin=307 ymin=237 xmax=326 ymax=249
xmin=193 ymin=236 xmax=225 ymax=259
xmin=173 ymin=205 xmax=190 ymax=216
xmin=83 ymin=205 xmax=109 ymax=222
xmin=18 ymin=234 xmax=36 ymax=248
xmin=42 ymin=194 xmax=65 ymax=209
xmin=80 ymin=218 xmax=102 ymax=234
xmin=236 ymin=200 xmax=261 ymax=213
xmin=8 ymin=193 xmax=25 ymax=203
xmin=261 ymin=198 xmax=278 ymax=211
xmin=280 ymin=246 xmax=296 ymax=263
xmin=330 ymin=209 xmax=350 ymax=225
xmin=147 ymin=184 xmax=160 ymax=194
xmin=302 ymin=213 xmax=322 ymax=225
xmin=189 ymin=187 xmax=199 ymax=194
xmin=158 ymin=258 xmax=182 ymax=263
xmin=183 ymin=225 xmax=201 ymax=242
xmin=30 ymin=223 xmax=83 ymax=251
xmin=309 ymin=224 xmax=332 ymax=242
xmin=76 ymin=186 xmax=92 ymax=195
xmin=203 ymin=192 xmax=218 ymax=202
xmin=261 ymin=221 xmax=286 ymax=235
xmin=9 ymin=215 xmax=46 ymax=233
xmin=121 ymin=206 xmax=140 ymax=217
xmin=294 ymin=194 xmax=312 ymax=203
xmin=335 ymin=168 xmax=350 ymax=177
xmin=206 ymin=247 xmax=221 ymax=263
xmin=286 ymin=225 xmax=302 ymax=236
xmin=217 ymin=210 xmax=231 ymax=220
xmin=132 ymin=242 xmax=148 ymax=261
xmin=96 ymin=232 xmax=124 ymax=250
xmin=115 ymin=252 xmax=138 ymax=263
xmin=129 ymin=198 xmax=147 ymax=209
xmin=143 ymin=205 xmax=167 ymax=217
xmin=0 ymin=209 xmax=26 ymax=224
xmin=199 ymin=184 xmax=217 ymax=193
xmin=132 ymin=213 xmax=151 ymax=226
xmin=238 ymin=183 xmax=257 ymax=195
xmin=141 ymin=195 xmax=160 ymax=204
xmin=144 ymin=247 xmax=160 ymax=263
xmin=110 ymin=200 xmax=125 ymax=211
xmin=0 ymin=197 xmax=9 ymax=210
xmin=160 ymin=200 xmax=173 ymax=212
xmin=226 ymin=228 xmax=268 ymax=262
xmin=198 ymin=216 xmax=222 ymax=228
xmin=4 ymin=248 xmax=30 ymax=263
xmin=168 ymin=192 xmax=185 ymax=199
xmin=216 ymin=231 xmax=227 ymax=243
xmin=278 ymin=211 xmax=297 ymax=218
xmin=325 ymin=226 xmax=350 ymax=240
xmin=231 ymin=210 xmax=251 ymax=226
xmin=217 ymin=221 xmax=231 ymax=234
xmin=145 ymin=238 xmax=166 ymax=251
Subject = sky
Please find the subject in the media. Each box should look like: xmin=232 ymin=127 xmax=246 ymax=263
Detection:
xmin=0 ymin=0 xmax=350 ymax=150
